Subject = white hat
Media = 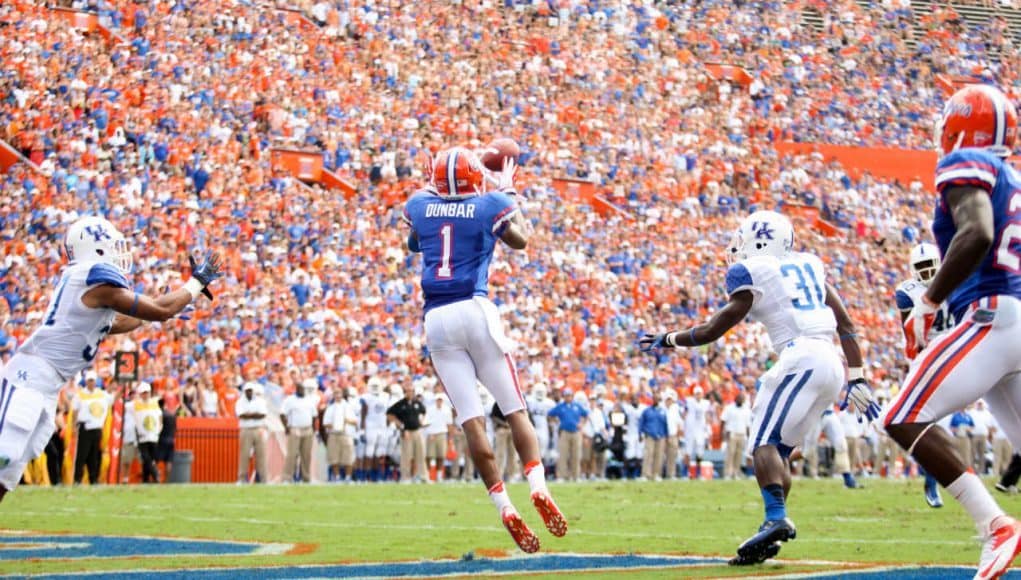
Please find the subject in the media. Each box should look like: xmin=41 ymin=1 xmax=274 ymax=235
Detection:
xmin=136 ymin=382 xmax=152 ymax=394
xmin=693 ymin=386 xmax=704 ymax=396
xmin=301 ymin=378 xmax=318 ymax=391
xmin=85 ymin=370 xmax=98 ymax=382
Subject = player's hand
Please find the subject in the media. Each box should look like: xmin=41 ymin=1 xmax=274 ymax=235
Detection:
xmin=638 ymin=333 xmax=672 ymax=352
xmin=840 ymin=379 xmax=881 ymax=423
xmin=496 ymin=156 xmax=517 ymax=193
xmin=189 ymin=251 xmax=223 ymax=299
xmin=904 ymin=297 xmax=938 ymax=359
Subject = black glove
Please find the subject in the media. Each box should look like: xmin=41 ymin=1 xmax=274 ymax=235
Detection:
xmin=189 ymin=252 xmax=223 ymax=300
xmin=638 ymin=333 xmax=672 ymax=352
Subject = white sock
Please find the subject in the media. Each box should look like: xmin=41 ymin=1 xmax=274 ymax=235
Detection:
xmin=488 ymin=481 xmax=513 ymax=513
xmin=524 ymin=461 xmax=547 ymax=494
xmin=947 ymin=471 xmax=1005 ymax=534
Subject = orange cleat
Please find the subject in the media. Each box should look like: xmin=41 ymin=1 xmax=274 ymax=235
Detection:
xmin=501 ymin=507 xmax=540 ymax=553
xmin=531 ymin=490 xmax=568 ymax=537
xmin=977 ymin=516 xmax=1021 ymax=580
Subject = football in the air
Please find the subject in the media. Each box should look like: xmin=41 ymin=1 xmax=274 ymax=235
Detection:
xmin=480 ymin=138 xmax=520 ymax=171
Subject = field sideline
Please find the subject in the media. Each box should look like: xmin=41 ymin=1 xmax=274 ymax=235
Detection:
xmin=3 ymin=478 xmax=1020 ymax=578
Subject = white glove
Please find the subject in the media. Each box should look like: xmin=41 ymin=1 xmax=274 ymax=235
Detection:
xmin=841 ymin=379 xmax=881 ymax=423
xmin=496 ymin=157 xmax=517 ymax=193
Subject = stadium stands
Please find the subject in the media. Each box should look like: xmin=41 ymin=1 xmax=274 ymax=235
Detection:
xmin=0 ymin=0 xmax=1018 ymax=483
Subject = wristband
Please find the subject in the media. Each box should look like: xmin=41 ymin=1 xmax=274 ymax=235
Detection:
xmin=664 ymin=332 xmax=676 ymax=347
xmin=848 ymin=367 xmax=865 ymax=381
xmin=184 ymin=278 xmax=204 ymax=300
xmin=129 ymin=292 xmax=140 ymax=316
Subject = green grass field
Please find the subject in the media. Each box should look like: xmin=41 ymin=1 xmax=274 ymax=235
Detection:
xmin=2 ymin=478 xmax=1017 ymax=578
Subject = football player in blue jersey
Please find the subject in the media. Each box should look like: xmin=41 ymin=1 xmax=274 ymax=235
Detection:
xmin=882 ymin=84 xmax=1021 ymax=579
xmin=402 ymin=147 xmax=566 ymax=553
xmin=0 ymin=216 xmax=221 ymax=502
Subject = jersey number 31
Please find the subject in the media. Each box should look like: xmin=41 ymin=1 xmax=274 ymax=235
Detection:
xmin=780 ymin=263 xmax=825 ymax=311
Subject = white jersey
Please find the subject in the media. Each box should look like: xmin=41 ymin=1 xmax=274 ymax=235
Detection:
xmin=894 ymin=279 xmax=953 ymax=337
xmin=528 ymin=396 xmax=555 ymax=433
xmin=361 ymin=392 xmax=390 ymax=430
xmin=726 ymin=252 xmax=837 ymax=352
xmin=18 ymin=262 xmax=128 ymax=385
xmin=684 ymin=397 xmax=712 ymax=440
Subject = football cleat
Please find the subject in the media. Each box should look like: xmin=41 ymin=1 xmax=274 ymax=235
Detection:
xmin=729 ymin=542 xmax=780 ymax=566
xmin=924 ymin=477 xmax=943 ymax=508
xmin=976 ymin=516 xmax=1021 ymax=580
xmin=531 ymin=490 xmax=568 ymax=537
xmin=501 ymin=507 xmax=540 ymax=553
xmin=736 ymin=518 xmax=796 ymax=564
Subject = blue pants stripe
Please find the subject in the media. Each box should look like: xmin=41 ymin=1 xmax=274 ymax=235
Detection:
xmin=767 ymin=369 xmax=814 ymax=447
xmin=752 ymin=372 xmax=797 ymax=449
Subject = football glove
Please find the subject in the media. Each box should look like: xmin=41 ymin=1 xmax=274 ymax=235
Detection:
xmin=840 ymin=378 xmax=881 ymax=423
xmin=496 ymin=157 xmax=517 ymax=194
xmin=904 ymin=296 xmax=938 ymax=359
xmin=189 ymin=251 xmax=223 ymax=300
xmin=638 ymin=332 xmax=672 ymax=352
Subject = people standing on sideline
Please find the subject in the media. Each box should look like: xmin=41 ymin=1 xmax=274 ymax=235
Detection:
xmin=281 ymin=379 xmax=319 ymax=483
xmin=721 ymin=393 xmax=752 ymax=479
xmin=663 ymin=390 xmax=683 ymax=480
xmin=549 ymin=389 xmax=588 ymax=482
xmin=156 ymin=398 xmax=176 ymax=483
xmin=236 ymin=382 xmax=268 ymax=483
xmin=424 ymin=392 xmax=454 ymax=482
xmin=639 ymin=393 xmax=668 ymax=480
xmin=73 ymin=371 xmax=112 ymax=484
xmin=323 ymin=387 xmax=358 ymax=482
xmin=119 ymin=388 xmax=138 ymax=483
xmin=387 ymin=383 xmax=427 ymax=483
xmin=132 ymin=383 xmax=162 ymax=484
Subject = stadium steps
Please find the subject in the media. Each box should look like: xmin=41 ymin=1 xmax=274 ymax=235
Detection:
xmin=800 ymin=5 xmax=824 ymax=35
xmin=949 ymin=2 xmax=1021 ymax=57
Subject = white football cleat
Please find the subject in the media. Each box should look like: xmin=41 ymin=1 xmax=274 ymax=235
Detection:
xmin=976 ymin=516 xmax=1021 ymax=580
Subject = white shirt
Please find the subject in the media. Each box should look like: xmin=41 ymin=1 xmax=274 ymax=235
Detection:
xmin=684 ymin=397 xmax=712 ymax=434
xmin=132 ymin=397 xmax=162 ymax=444
xmin=281 ymin=394 xmax=318 ymax=429
xmin=74 ymin=387 xmax=113 ymax=430
xmin=665 ymin=402 xmax=683 ymax=437
xmin=122 ymin=406 xmax=137 ymax=444
xmin=324 ymin=398 xmax=359 ymax=436
xmin=361 ymin=392 xmax=390 ymax=430
xmin=424 ymin=402 xmax=453 ymax=436
xmin=235 ymin=393 xmax=268 ymax=429
xmin=721 ymin=402 xmax=752 ymax=436
xmin=971 ymin=406 xmax=994 ymax=438
xmin=528 ymin=396 xmax=555 ymax=433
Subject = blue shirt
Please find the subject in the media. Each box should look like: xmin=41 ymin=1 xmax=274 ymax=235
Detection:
xmin=549 ymin=401 xmax=589 ymax=433
xmin=639 ymin=405 xmax=668 ymax=439
xmin=933 ymin=149 xmax=1021 ymax=320
xmin=950 ymin=411 xmax=974 ymax=433
xmin=403 ymin=189 xmax=519 ymax=312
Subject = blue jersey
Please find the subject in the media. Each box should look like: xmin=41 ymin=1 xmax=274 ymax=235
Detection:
xmin=933 ymin=149 xmax=1021 ymax=321
xmin=402 ymin=188 xmax=519 ymax=312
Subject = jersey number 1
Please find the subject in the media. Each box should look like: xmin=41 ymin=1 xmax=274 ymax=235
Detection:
xmin=437 ymin=223 xmax=454 ymax=279
xmin=781 ymin=263 xmax=824 ymax=311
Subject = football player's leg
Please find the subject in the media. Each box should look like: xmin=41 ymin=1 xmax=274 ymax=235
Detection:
xmin=0 ymin=383 xmax=52 ymax=502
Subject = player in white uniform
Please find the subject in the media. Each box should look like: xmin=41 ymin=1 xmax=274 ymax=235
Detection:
xmin=683 ymin=386 xmax=712 ymax=478
xmin=527 ymin=383 xmax=555 ymax=466
xmin=360 ymin=383 xmax=390 ymax=482
xmin=640 ymin=210 xmax=879 ymax=565
xmin=894 ymin=243 xmax=953 ymax=508
xmin=0 ymin=216 xmax=221 ymax=501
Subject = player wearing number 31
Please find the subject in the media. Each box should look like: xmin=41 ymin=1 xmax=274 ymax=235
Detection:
xmin=639 ymin=209 xmax=878 ymax=566
xmin=0 ymin=216 xmax=222 ymax=503
xmin=402 ymin=147 xmax=566 ymax=554
xmin=882 ymin=84 xmax=1021 ymax=580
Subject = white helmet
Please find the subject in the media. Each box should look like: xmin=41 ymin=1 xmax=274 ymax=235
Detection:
xmin=910 ymin=243 xmax=941 ymax=284
xmin=727 ymin=211 xmax=794 ymax=262
xmin=533 ymin=383 xmax=547 ymax=401
xmin=64 ymin=216 xmax=132 ymax=274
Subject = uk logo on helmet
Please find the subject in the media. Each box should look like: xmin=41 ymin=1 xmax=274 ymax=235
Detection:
xmin=84 ymin=225 xmax=111 ymax=242
xmin=752 ymin=222 xmax=775 ymax=240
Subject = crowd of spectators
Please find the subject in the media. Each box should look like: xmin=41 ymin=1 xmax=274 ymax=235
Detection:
xmin=1 ymin=0 xmax=1020 ymax=481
